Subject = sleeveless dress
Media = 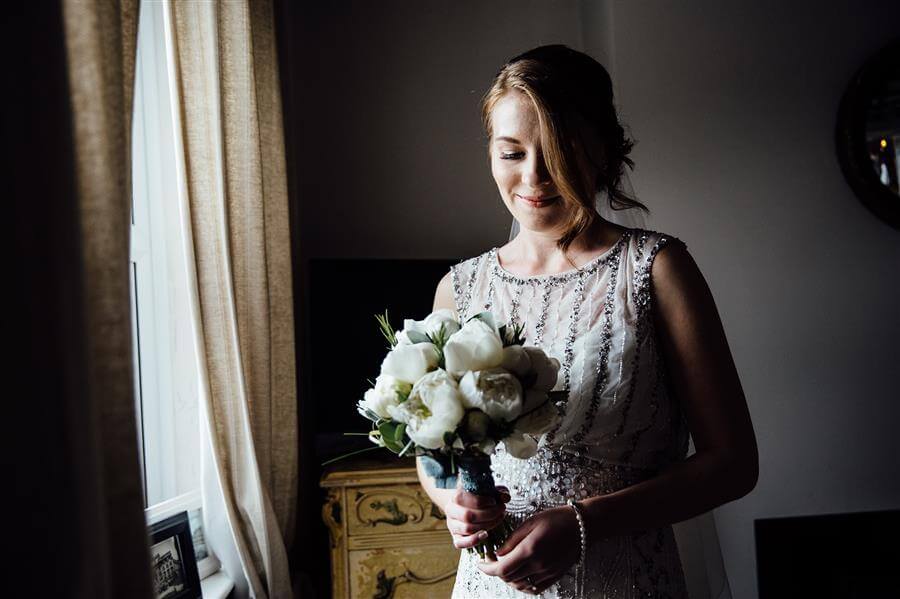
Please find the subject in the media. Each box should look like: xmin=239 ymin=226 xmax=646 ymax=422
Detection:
xmin=449 ymin=227 xmax=691 ymax=599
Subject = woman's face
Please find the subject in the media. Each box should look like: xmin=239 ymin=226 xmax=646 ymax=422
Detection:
xmin=489 ymin=90 xmax=567 ymax=234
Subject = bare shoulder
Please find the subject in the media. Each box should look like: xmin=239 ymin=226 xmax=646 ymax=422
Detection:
xmin=649 ymin=238 xmax=708 ymax=309
xmin=433 ymin=270 xmax=456 ymax=312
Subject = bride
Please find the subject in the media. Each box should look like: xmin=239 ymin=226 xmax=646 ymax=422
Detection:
xmin=416 ymin=45 xmax=758 ymax=598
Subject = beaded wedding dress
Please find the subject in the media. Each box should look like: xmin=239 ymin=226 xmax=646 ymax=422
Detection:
xmin=449 ymin=228 xmax=691 ymax=599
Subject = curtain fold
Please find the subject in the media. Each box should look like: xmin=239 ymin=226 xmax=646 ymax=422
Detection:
xmin=58 ymin=0 xmax=154 ymax=597
xmin=164 ymin=0 xmax=299 ymax=596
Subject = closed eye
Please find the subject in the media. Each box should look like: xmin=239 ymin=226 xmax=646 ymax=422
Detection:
xmin=500 ymin=152 xmax=525 ymax=160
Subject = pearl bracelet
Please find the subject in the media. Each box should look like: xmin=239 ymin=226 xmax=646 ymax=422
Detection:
xmin=565 ymin=498 xmax=587 ymax=566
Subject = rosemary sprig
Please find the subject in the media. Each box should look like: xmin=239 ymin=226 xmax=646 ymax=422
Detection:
xmin=374 ymin=309 xmax=397 ymax=348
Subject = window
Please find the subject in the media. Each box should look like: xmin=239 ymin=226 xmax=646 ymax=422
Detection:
xmin=130 ymin=0 xmax=200 ymax=509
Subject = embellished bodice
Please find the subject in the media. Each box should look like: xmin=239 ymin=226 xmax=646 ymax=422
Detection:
xmin=450 ymin=228 xmax=689 ymax=472
xmin=449 ymin=228 xmax=691 ymax=599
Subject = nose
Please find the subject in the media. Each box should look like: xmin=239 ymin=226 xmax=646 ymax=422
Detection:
xmin=522 ymin=153 xmax=552 ymax=188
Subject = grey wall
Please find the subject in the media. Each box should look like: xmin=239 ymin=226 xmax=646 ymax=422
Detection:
xmin=592 ymin=2 xmax=900 ymax=597
xmin=293 ymin=1 xmax=586 ymax=259
xmin=290 ymin=2 xmax=900 ymax=597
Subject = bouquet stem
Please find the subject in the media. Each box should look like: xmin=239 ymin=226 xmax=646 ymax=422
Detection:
xmin=457 ymin=453 xmax=510 ymax=561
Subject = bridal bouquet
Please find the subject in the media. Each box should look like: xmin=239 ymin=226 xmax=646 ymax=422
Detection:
xmin=356 ymin=308 xmax=564 ymax=560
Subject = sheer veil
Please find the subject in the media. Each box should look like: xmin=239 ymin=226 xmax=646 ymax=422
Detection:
xmin=506 ymin=169 xmax=734 ymax=599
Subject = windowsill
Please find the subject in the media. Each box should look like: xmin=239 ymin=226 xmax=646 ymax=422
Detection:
xmin=201 ymin=570 xmax=234 ymax=599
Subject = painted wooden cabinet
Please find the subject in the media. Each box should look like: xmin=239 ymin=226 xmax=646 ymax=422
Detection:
xmin=320 ymin=456 xmax=459 ymax=598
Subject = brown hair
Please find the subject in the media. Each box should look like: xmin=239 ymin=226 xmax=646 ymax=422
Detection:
xmin=481 ymin=45 xmax=648 ymax=253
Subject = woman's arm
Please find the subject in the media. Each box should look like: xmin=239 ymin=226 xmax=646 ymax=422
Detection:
xmin=478 ymin=243 xmax=758 ymax=591
xmin=580 ymin=241 xmax=758 ymax=539
xmin=415 ymin=270 xmax=512 ymax=548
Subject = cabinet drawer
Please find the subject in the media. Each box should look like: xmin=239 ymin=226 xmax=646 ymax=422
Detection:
xmin=349 ymin=543 xmax=459 ymax=599
xmin=347 ymin=484 xmax=446 ymax=537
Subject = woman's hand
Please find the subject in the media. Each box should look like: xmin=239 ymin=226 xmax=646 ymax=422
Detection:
xmin=475 ymin=505 xmax=581 ymax=595
xmin=443 ymin=485 xmax=510 ymax=549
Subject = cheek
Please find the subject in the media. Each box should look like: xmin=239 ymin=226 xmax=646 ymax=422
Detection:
xmin=491 ymin=161 xmax=515 ymax=193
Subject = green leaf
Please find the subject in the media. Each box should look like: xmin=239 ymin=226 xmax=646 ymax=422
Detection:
xmin=374 ymin=310 xmax=398 ymax=347
xmin=378 ymin=421 xmax=405 ymax=453
xmin=427 ymin=322 xmax=450 ymax=349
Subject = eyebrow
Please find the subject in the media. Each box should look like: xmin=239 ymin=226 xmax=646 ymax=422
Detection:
xmin=494 ymin=136 xmax=521 ymax=144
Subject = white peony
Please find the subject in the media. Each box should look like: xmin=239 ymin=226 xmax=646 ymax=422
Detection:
xmin=500 ymin=345 xmax=531 ymax=377
xmin=499 ymin=345 xmax=560 ymax=392
xmin=396 ymin=309 xmax=461 ymax=345
xmin=503 ymin=388 xmax=561 ymax=459
xmin=443 ymin=318 xmax=504 ymax=375
xmin=514 ymin=390 xmax=559 ymax=436
xmin=524 ymin=347 xmax=561 ymax=392
xmin=358 ymin=374 xmax=412 ymax=420
xmin=458 ymin=367 xmax=524 ymax=422
xmin=380 ymin=342 xmax=439 ymax=384
xmin=386 ymin=369 xmax=464 ymax=449
xmin=503 ymin=434 xmax=538 ymax=459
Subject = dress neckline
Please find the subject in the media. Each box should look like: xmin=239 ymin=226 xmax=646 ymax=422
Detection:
xmin=490 ymin=229 xmax=631 ymax=283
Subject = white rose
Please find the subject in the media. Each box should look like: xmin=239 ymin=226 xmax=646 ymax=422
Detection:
xmin=524 ymin=347 xmax=561 ymax=391
xmin=358 ymin=374 xmax=412 ymax=420
xmin=443 ymin=318 xmax=504 ymax=375
xmin=380 ymin=342 xmax=439 ymax=384
xmin=396 ymin=309 xmax=461 ymax=345
xmin=386 ymin=369 xmax=464 ymax=449
xmin=458 ymin=367 xmax=524 ymax=422
xmin=503 ymin=433 xmax=538 ymax=459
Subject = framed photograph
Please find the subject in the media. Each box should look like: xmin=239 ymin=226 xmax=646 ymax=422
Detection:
xmin=146 ymin=491 xmax=223 ymax=582
xmin=149 ymin=511 xmax=202 ymax=599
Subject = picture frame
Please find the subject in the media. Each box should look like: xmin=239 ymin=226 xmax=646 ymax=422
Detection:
xmin=145 ymin=490 xmax=223 ymax=582
xmin=149 ymin=511 xmax=202 ymax=599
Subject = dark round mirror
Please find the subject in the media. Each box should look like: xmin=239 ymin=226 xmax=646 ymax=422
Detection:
xmin=836 ymin=40 xmax=900 ymax=230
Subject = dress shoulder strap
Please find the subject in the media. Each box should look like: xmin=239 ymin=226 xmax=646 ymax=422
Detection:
xmin=449 ymin=250 xmax=490 ymax=317
xmin=628 ymin=228 xmax=688 ymax=319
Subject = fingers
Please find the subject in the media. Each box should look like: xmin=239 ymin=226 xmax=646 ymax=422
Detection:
xmin=510 ymin=571 xmax=556 ymax=595
xmin=451 ymin=528 xmax=489 ymax=549
xmin=445 ymin=487 xmax=513 ymax=547
xmin=446 ymin=510 xmax=508 ymax=537
xmin=477 ymin=553 xmax=529 ymax=581
xmin=494 ymin=517 xmax=533 ymax=557
xmin=455 ymin=486 xmax=510 ymax=509
xmin=444 ymin=489 xmax=509 ymax=536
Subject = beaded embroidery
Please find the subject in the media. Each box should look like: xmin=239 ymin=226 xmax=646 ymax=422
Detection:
xmin=448 ymin=229 xmax=690 ymax=598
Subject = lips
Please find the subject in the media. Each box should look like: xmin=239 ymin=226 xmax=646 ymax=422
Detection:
xmin=516 ymin=193 xmax=559 ymax=206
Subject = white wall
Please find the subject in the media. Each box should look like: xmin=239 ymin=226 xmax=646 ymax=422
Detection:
xmin=589 ymin=2 xmax=900 ymax=597
xmin=293 ymin=2 xmax=900 ymax=597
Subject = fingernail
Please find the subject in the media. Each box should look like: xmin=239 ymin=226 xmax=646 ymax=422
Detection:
xmin=477 ymin=530 xmax=488 ymax=540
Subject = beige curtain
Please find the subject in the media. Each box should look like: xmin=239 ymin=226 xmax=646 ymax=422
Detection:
xmin=60 ymin=0 xmax=154 ymax=597
xmin=165 ymin=0 xmax=299 ymax=596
